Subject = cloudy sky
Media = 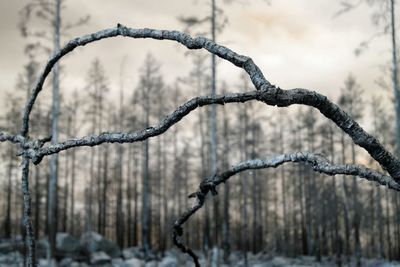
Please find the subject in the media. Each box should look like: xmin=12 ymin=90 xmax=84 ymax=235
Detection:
xmin=0 ymin=0 xmax=394 ymax=120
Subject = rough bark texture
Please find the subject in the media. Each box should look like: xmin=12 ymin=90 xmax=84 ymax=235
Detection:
xmin=0 ymin=26 xmax=400 ymax=266
xmin=26 ymin=88 xmax=400 ymax=182
xmin=21 ymin=158 xmax=36 ymax=267
xmin=13 ymin=25 xmax=400 ymax=180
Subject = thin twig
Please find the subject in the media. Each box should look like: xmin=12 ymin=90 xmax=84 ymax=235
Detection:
xmin=173 ymin=152 xmax=400 ymax=265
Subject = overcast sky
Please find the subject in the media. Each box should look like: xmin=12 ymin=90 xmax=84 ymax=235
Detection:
xmin=0 ymin=0 xmax=394 ymax=121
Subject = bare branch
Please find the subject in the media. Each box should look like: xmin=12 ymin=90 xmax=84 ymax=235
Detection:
xmin=20 ymin=25 xmax=268 ymax=137
xmin=6 ymin=24 xmax=400 ymax=266
xmin=173 ymin=152 xmax=400 ymax=265
xmin=332 ymin=0 xmax=364 ymax=19
xmin=0 ymin=132 xmax=26 ymax=145
xmin=30 ymin=88 xmax=400 ymax=183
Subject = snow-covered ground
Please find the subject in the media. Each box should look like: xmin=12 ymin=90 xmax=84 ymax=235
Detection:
xmin=2 ymin=250 xmax=400 ymax=267
xmin=1 ymin=233 xmax=399 ymax=266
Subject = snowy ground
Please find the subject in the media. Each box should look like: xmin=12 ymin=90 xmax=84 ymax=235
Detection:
xmin=1 ymin=233 xmax=399 ymax=266
xmin=1 ymin=250 xmax=400 ymax=267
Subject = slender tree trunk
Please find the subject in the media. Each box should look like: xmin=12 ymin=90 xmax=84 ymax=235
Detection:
xmin=390 ymin=0 xmax=400 ymax=156
xmin=161 ymin=135 xmax=168 ymax=253
xmin=127 ymin=145 xmax=133 ymax=247
xmin=62 ymin=115 xmax=71 ymax=233
xmin=142 ymin=88 xmax=151 ymax=255
xmin=116 ymin=89 xmax=125 ymax=246
xmin=222 ymin=107 xmax=230 ymax=263
xmin=351 ymin=142 xmax=361 ymax=267
xmin=156 ymin=104 xmax=163 ymax=251
xmin=62 ymin=151 xmax=69 ymax=232
xmin=22 ymin=158 xmax=36 ymax=267
xmin=5 ymin=146 xmax=14 ymax=238
xmin=48 ymin=0 xmax=61 ymax=258
xmin=34 ymin=165 xmax=40 ymax=239
xmin=133 ymin=147 xmax=139 ymax=246
xmin=70 ymin=145 xmax=76 ymax=235
xmin=395 ymin=193 xmax=400 ymax=260
xmin=240 ymin=104 xmax=249 ymax=267
xmin=377 ymin=186 xmax=384 ymax=258
xmin=297 ymin=127 xmax=307 ymax=255
xmin=329 ymin=124 xmax=341 ymax=266
xmin=97 ymin=145 xmax=102 ymax=233
xmin=280 ymin=124 xmax=288 ymax=255
xmin=386 ymin=189 xmax=392 ymax=260
xmin=369 ymin=188 xmax=375 ymax=258
xmin=340 ymin=132 xmax=351 ymax=265
xmin=210 ymin=0 xmax=219 ymax=260
xmin=101 ymin=145 xmax=108 ymax=236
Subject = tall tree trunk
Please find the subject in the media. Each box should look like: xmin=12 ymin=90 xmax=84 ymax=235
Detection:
xmin=340 ymin=132 xmax=351 ymax=265
xmin=210 ymin=0 xmax=219 ymax=258
xmin=133 ymin=147 xmax=139 ymax=246
xmin=329 ymin=124 xmax=341 ymax=266
xmin=386 ymin=189 xmax=392 ymax=260
xmin=34 ymin=165 xmax=40 ymax=239
xmin=351 ymin=142 xmax=361 ymax=267
xmin=142 ymin=91 xmax=151 ymax=255
xmin=116 ymin=89 xmax=125 ymax=246
xmin=240 ymin=104 xmax=249 ymax=267
xmin=161 ymin=135 xmax=168 ymax=253
xmin=62 ymin=114 xmax=71 ymax=233
xmin=22 ymin=158 xmax=36 ymax=267
xmin=69 ymin=144 xmax=76 ymax=235
xmin=4 ymin=146 xmax=14 ymax=238
xmin=280 ymin=123 xmax=288 ymax=255
xmin=102 ymin=145 xmax=108 ymax=236
xmin=48 ymin=0 xmax=61 ymax=258
xmin=127 ymin=145 xmax=133 ymax=247
xmin=62 ymin=151 xmax=69 ymax=232
xmin=377 ymin=186 xmax=384 ymax=258
xmin=222 ymin=107 xmax=230 ymax=263
xmin=390 ymin=0 xmax=400 ymax=156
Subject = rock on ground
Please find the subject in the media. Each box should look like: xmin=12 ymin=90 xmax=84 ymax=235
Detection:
xmin=90 ymin=251 xmax=111 ymax=265
xmin=80 ymin=232 xmax=120 ymax=258
xmin=159 ymin=256 xmax=178 ymax=267
xmin=56 ymin=233 xmax=81 ymax=254
xmin=124 ymin=257 xmax=143 ymax=267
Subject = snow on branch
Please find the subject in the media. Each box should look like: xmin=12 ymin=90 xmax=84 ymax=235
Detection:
xmin=173 ymin=152 xmax=400 ymax=266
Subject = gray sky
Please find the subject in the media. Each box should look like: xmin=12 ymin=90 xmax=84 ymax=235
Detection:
xmin=0 ymin=0 xmax=393 ymax=122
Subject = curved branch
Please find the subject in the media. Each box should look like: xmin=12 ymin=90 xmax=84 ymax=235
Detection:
xmin=13 ymin=25 xmax=400 ymax=266
xmin=31 ymin=88 xmax=400 ymax=183
xmin=20 ymin=25 xmax=268 ymax=137
xmin=173 ymin=152 xmax=400 ymax=266
xmin=0 ymin=132 xmax=26 ymax=145
xmin=19 ymin=25 xmax=400 ymax=180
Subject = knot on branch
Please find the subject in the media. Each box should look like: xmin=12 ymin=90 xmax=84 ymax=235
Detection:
xmin=17 ymin=149 xmax=42 ymax=164
xmin=199 ymin=177 xmax=218 ymax=196
xmin=117 ymin=23 xmax=128 ymax=36
xmin=15 ymin=135 xmax=51 ymax=164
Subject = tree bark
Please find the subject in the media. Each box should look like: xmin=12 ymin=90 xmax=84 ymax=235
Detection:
xmin=48 ymin=0 xmax=61 ymax=259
